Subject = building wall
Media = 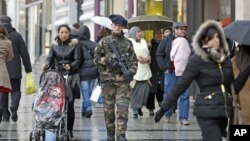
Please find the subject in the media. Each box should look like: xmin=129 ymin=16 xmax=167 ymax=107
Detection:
xmin=204 ymin=0 xmax=219 ymax=20
xmin=79 ymin=0 xmax=95 ymax=41
xmin=113 ymin=0 xmax=125 ymax=15
xmin=235 ymin=0 xmax=250 ymax=20
xmin=52 ymin=0 xmax=77 ymax=40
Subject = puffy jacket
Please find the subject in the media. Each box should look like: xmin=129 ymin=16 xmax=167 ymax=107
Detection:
xmin=78 ymin=25 xmax=99 ymax=80
xmin=160 ymin=20 xmax=250 ymax=118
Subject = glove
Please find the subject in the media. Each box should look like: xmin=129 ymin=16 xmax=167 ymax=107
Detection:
xmin=154 ymin=108 xmax=165 ymax=123
xmin=122 ymin=71 xmax=132 ymax=82
xmin=109 ymin=58 xmax=119 ymax=68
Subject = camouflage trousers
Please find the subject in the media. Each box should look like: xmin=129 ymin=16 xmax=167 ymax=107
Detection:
xmin=101 ymin=82 xmax=131 ymax=135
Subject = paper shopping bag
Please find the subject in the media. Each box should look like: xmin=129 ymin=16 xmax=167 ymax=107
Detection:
xmin=90 ymin=85 xmax=102 ymax=103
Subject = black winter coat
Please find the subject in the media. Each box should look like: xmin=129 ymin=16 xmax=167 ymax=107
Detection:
xmin=78 ymin=25 xmax=99 ymax=81
xmin=149 ymin=39 xmax=164 ymax=93
xmin=161 ymin=20 xmax=250 ymax=118
xmin=4 ymin=24 xmax=32 ymax=79
xmin=45 ymin=38 xmax=81 ymax=75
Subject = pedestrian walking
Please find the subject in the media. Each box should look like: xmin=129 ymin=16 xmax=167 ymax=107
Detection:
xmin=155 ymin=20 xmax=250 ymax=141
xmin=0 ymin=24 xmax=14 ymax=134
xmin=78 ymin=25 xmax=99 ymax=118
xmin=156 ymin=22 xmax=190 ymax=124
xmin=128 ymin=26 xmax=152 ymax=119
xmin=94 ymin=14 xmax=137 ymax=141
xmin=43 ymin=24 xmax=81 ymax=139
xmin=146 ymin=29 xmax=164 ymax=116
xmin=0 ymin=15 xmax=32 ymax=122
xmin=232 ymin=44 xmax=250 ymax=124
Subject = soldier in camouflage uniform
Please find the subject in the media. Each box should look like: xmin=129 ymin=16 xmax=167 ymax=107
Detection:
xmin=94 ymin=14 xmax=137 ymax=141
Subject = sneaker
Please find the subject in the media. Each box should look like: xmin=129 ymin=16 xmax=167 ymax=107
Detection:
xmin=133 ymin=114 xmax=138 ymax=119
xmin=180 ymin=119 xmax=189 ymax=125
xmin=81 ymin=111 xmax=86 ymax=117
xmin=85 ymin=111 xmax=93 ymax=118
xmin=164 ymin=117 xmax=170 ymax=123
xmin=149 ymin=110 xmax=154 ymax=116
xmin=138 ymin=108 xmax=143 ymax=116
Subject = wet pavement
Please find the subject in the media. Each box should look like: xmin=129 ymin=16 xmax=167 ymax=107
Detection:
xmin=0 ymin=59 xmax=202 ymax=140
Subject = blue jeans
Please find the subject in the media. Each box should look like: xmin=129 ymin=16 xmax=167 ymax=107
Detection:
xmin=80 ymin=79 xmax=96 ymax=112
xmin=163 ymin=71 xmax=177 ymax=117
xmin=176 ymin=76 xmax=190 ymax=120
xmin=45 ymin=130 xmax=56 ymax=141
xmin=164 ymin=73 xmax=189 ymax=120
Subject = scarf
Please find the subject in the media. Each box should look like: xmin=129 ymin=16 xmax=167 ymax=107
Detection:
xmin=203 ymin=46 xmax=226 ymax=63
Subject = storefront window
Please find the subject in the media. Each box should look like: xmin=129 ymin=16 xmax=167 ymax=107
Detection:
xmin=137 ymin=0 xmax=146 ymax=15
xmin=19 ymin=0 xmax=26 ymax=38
xmin=99 ymin=0 xmax=105 ymax=16
xmin=172 ymin=0 xmax=187 ymax=22
xmin=220 ymin=0 xmax=231 ymax=27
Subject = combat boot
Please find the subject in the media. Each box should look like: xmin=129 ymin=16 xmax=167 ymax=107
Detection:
xmin=107 ymin=132 xmax=115 ymax=141
xmin=117 ymin=134 xmax=127 ymax=141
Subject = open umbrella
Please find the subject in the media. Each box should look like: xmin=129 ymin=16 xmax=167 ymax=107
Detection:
xmin=224 ymin=20 xmax=250 ymax=45
xmin=128 ymin=15 xmax=174 ymax=30
xmin=90 ymin=16 xmax=112 ymax=30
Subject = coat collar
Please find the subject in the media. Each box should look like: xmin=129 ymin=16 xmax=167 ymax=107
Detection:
xmin=53 ymin=38 xmax=78 ymax=47
xmin=192 ymin=20 xmax=230 ymax=62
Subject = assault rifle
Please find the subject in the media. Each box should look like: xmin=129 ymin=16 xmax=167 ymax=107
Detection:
xmin=107 ymin=41 xmax=133 ymax=82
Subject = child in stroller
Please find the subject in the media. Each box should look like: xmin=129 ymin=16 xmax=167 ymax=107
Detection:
xmin=30 ymin=69 xmax=70 ymax=141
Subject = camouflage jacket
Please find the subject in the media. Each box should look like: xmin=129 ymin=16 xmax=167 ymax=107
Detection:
xmin=94 ymin=33 xmax=137 ymax=85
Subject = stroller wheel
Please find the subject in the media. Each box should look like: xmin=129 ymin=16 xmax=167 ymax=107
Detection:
xmin=30 ymin=132 xmax=40 ymax=141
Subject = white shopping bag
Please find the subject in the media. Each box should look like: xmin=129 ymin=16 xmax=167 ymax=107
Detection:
xmin=90 ymin=85 xmax=102 ymax=103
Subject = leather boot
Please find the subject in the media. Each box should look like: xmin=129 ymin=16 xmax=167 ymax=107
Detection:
xmin=10 ymin=107 xmax=18 ymax=122
xmin=117 ymin=134 xmax=127 ymax=141
xmin=107 ymin=132 xmax=115 ymax=141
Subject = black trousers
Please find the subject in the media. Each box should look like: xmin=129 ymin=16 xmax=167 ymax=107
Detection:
xmin=197 ymin=117 xmax=228 ymax=141
xmin=0 ymin=92 xmax=9 ymax=122
xmin=146 ymin=84 xmax=163 ymax=110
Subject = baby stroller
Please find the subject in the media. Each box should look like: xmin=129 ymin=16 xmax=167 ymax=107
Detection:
xmin=30 ymin=69 xmax=70 ymax=141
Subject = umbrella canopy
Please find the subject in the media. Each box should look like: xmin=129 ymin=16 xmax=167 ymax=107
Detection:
xmin=224 ymin=20 xmax=250 ymax=45
xmin=90 ymin=16 xmax=112 ymax=30
xmin=128 ymin=15 xmax=174 ymax=30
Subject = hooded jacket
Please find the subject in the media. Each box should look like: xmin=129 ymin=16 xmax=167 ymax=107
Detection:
xmin=160 ymin=20 xmax=250 ymax=118
xmin=78 ymin=25 xmax=99 ymax=80
xmin=3 ymin=23 xmax=32 ymax=79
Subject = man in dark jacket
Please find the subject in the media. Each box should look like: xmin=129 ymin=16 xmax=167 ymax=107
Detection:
xmin=78 ymin=25 xmax=99 ymax=118
xmin=0 ymin=15 xmax=32 ymax=122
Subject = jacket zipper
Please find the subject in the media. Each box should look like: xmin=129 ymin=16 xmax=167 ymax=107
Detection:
xmin=218 ymin=63 xmax=228 ymax=117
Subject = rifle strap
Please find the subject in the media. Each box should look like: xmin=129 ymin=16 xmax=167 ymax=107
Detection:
xmin=106 ymin=40 xmax=123 ymax=63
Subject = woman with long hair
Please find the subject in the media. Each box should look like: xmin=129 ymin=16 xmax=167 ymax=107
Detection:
xmin=154 ymin=20 xmax=250 ymax=141
xmin=0 ymin=24 xmax=13 ymax=136
xmin=232 ymin=44 xmax=250 ymax=124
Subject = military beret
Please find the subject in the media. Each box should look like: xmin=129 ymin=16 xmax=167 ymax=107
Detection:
xmin=108 ymin=14 xmax=127 ymax=27
xmin=174 ymin=22 xmax=188 ymax=28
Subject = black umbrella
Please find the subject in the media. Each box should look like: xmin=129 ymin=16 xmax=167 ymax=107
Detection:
xmin=224 ymin=20 xmax=250 ymax=45
xmin=128 ymin=15 xmax=174 ymax=30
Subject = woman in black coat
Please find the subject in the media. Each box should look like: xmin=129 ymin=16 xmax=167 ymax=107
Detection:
xmin=154 ymin=20 xmax=250 ymax=141
xmin=43 ymin=24 xmax=81 ymax=139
